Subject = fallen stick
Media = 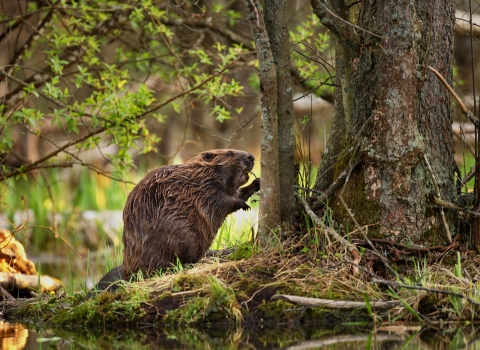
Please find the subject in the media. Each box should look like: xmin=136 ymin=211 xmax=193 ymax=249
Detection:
xmin=271 ymin=294 xmax=400 ymax=310
xmin=371 ymin=278 xmax=480 ymax=307
xmin=0 ymin=272 xmax=62 ymax=293
xmin=295 ymin=193 xmax=361 ymax=274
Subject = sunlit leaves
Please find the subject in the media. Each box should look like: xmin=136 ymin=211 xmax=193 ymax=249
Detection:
xmin=211 ymin=105 xmax=231 ymax=122
xmin=289 ymin=15 xmax=333 ymax=96
xmin=226 ymin=10 xmax=242 ymax=27
xmin=2 ymin=0 xmax=255 ymax=178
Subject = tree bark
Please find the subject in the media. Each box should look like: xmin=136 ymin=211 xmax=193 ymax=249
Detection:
xmin=314 ymin=1 xmax=349 ymax=193
xmin=244 ymin=0 xmax=281 ymax=241
xmin=264 ymin=0 xmax=296 ymax=224
xmin=312 ymin=0 xmax=456 ymax=244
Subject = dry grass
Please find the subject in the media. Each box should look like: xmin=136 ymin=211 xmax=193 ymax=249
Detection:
xmin=4 ymin=228 xmax=480 ymax=328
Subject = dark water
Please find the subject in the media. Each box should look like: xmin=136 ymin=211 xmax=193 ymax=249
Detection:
xmin=1 ymin=321 xmax=479 ymax=349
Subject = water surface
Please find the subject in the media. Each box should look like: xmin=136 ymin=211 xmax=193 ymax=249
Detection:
xmin=1 ymin=321 xmax=479 ymax=349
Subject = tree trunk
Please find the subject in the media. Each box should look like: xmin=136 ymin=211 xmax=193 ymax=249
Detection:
xmin=264 ymin=0 xmax=296 ymax=225
xmin=244 ymin=0 xmax=281 ymax=241
xmin=312 ymin=0 xmax=456 ymax=244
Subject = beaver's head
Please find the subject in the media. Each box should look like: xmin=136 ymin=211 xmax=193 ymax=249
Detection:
xmin=195 ymin=149 xmax=255 ymax=190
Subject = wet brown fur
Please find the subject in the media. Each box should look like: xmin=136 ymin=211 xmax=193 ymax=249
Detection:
xmin=121 ymin=149 xmax=259 ymax=277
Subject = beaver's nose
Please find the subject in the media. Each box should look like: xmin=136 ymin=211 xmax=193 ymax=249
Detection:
xmin=247 ymin=154 xmax=255 ymax=162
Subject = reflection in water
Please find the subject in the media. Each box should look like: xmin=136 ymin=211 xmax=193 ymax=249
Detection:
xmin=0 ymin=321 xmax=70 ymax=350
xmin=0 ymin=321 xmax=28 ymax=350
xmin=0 ymin=321 xmax=479 ymax=349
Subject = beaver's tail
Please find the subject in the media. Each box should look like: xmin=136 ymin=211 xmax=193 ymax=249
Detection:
xmin=86 ymin=265 xmax=125 ymax=298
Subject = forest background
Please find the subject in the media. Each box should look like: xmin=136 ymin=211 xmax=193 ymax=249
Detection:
xmin=1 ymin=0 xmax=479 ymax=289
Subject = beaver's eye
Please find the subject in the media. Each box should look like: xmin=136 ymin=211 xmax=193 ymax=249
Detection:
xmin=202 ymin=152 xmax=215 ymax=161
xmin=227 ymin=151 xmax=233 ymax=157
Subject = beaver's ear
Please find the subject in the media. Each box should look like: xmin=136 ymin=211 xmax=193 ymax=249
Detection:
xmin=202 ymin=152 xmax=215 ymax=162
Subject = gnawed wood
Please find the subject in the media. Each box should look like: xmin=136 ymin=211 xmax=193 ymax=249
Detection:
xmin=0 ymin=272 xmax=62 ymax=292
xmin=0 ymin=229 xmax=36 ymax=275
xmin=271 ymin=294 xmax=400 ymax=310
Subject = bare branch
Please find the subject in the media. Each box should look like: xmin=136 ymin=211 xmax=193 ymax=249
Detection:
xmin=295 ymin=193 xmax=360 ymax=274
xmin=271 ymin=294 xmax=400 ymax=310
xmin=0 ymin=60 xmax=238 ymax=181
xmin=372 ymin=278 xmax=480 ymax=308
xmin=427 ymin=66 xmax=479 ymax=127
xmin=310 ymin=0 xmax=385 ymax=50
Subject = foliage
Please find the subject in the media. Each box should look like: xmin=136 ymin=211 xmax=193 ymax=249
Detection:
xmin=290 ymin=15 xmax=334 ymax=97
xmin=0 ymin=1 xmax=335 ymax=261
xmin=0 ymin=0 xmax=250 ymax=183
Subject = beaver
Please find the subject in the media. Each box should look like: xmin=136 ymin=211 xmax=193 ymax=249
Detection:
xmin=92 ymin=149 xmax=260 ymax=293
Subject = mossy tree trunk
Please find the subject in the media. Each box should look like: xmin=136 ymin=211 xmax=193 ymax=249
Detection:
xmin=244 ymin=0 xmax=281 ymax=240
xmin=244 ymin=0 xmax=296 ymax=241
xmin=311 ymin=0 xmax=457 ymax=244
xmin=264 ymin=0 xmax=296 ymax=225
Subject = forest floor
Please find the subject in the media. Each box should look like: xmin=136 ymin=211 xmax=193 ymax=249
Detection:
xmin=3 ymin=233 xmax=480 ymax=334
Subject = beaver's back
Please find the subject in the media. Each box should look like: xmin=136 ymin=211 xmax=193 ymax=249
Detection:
xmin=122 ymin=149 xmax=259 ymax=277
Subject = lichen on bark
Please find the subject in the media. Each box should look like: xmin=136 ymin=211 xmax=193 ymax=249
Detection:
xmin=312 ymin=0 xmax=456 ymax=244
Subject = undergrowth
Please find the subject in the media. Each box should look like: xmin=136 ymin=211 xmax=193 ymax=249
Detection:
xmin=7 ymin=234 xmax=480 ymax=328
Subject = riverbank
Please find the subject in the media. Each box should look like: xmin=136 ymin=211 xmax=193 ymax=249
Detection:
xmin=3 ymin=238 xmax=480 ymax=329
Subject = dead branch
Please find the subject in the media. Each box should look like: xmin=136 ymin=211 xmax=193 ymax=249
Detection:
xmin=295 ymin=193 xmax=360 ymax=274
xmin=355 ymin=237 xmax=460 ymax=260
xmin=0 ymin=60 xmax=238 ymax=182
xmin=0 ymin=286 xmax=14 ymax=300
xmin=0 ymin=272 xmax=62 ymax=293
xmin=371 ymin=278 xmax=480 ymax=308
xmin=455 ymin=10 xmax=480 ymax=36
xmin=271 ymin=294 xmax=400 ymax=310
xmin=211 ymin=111 xmax=258 ymax=142
xmin=310 ymin=0 xmax=386 ymax=42
xmin=427 ymin=66 xmax=479 ymax=127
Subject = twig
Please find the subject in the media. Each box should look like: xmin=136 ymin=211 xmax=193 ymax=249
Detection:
xmin=431 ymin=196 xmax=480 ymax=216
xmin=0 ymin=286 xmax=14 ymax=300
xmin=292 ymin=47 xmax=334 ymax=79
xmin=335 ymin=157 xmax=398 ymax=276
xmin=0 ymin=60 xmax=238 ymax=182
xmin=458 ymin=164 xmax=476 ymax=191
xmin=355 ymin=237 xmax=460 ymax=258
xmin=312 ymin=0 xmax=386 ymax=40
xmin=271 ymin=294 xmax=400 ymax=310
xmin=294 ymin=185 xmax=322 ymax=194
xmin=211 ymin=111 xmax=258 ymax=142
xmin=339 ymin=198 xmax=398 ymax=277
xmin=292 ymin=78 xmax=337 ymax=102
xmin=294 ymin=193 xmax=360 ymax=274
xmin=371 ymin=278 xmax=480 ymax=308
xmin=27 ymin=226 xmax=80 ymax=258
xmin=427 ymin=66 xmax=479 ymax=127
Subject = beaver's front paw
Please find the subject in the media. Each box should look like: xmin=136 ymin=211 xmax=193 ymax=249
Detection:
xmin=232 ymin=199 xmax=251 ymax=211
xmin=241 ymin=201 xmax=251 ymax=211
